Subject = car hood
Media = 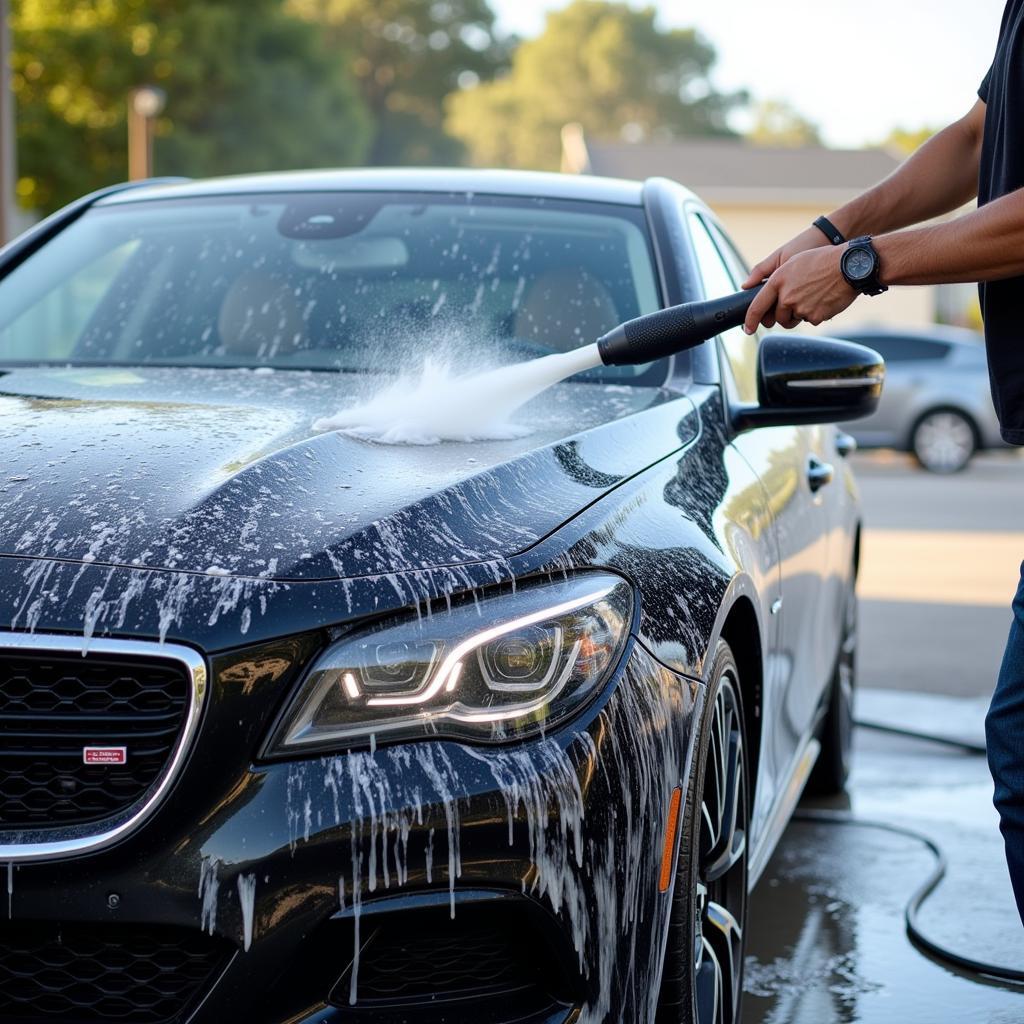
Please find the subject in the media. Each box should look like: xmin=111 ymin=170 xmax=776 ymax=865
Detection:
xmin=0 ymin=366 xmax=696 ymax=581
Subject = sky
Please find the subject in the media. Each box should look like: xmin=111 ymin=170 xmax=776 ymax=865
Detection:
xmin=489 ymin=0 xmax=1007 ymax=148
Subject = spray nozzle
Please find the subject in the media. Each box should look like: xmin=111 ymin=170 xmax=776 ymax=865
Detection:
xmin=597 ymin=284 xmax=766 ymax=367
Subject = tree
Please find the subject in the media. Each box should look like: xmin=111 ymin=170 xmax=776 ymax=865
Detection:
xmin=287 ymin=0 xmax=508 ymax=165
xmin=883 ymin=125 xmax=936 ymax=157
xmin=747 ymin=99 xmax=821 ymax=148
xmin=11 ymin=0 xmax=371 ymax=214
xmin=445 ymin=0 xmax=743 ymax=171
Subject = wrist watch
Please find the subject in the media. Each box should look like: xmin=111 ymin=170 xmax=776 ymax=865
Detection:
xmin=840 ymin=236 xmax=888 ymax=296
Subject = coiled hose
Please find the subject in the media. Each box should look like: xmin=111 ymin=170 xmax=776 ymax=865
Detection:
xmin=794 ymin=720 xmax=1024 ymax=987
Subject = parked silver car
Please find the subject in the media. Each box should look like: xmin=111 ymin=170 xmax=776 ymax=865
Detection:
xmin=836 ymin=326 xmax=1002 ymax=472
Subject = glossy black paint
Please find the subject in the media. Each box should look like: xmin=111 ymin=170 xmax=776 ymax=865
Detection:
xmin=733 ymin=333 xmax=885 ymax=432
xmin=0 ymin=170 xmax=863 ymax=1024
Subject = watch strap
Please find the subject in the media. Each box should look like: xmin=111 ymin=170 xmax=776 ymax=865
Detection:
xmin=813 ymin=215 xmax=846 ymax=246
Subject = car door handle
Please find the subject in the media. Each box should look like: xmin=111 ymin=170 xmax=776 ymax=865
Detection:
xmin=835 ymin=432 xmax=857 ymax=458
xmin=807 ymin=456 xmax=834 ymax=493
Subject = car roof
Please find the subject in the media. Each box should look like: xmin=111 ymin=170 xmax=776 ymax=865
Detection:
xmin=95 ymin=168 xmax=650 ymax=208
xmin=838 ymin=323 xmax=984 ymax=348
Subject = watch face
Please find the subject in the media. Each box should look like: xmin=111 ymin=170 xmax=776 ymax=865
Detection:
xmin=844 ymin=248 xmax=875 ymax=281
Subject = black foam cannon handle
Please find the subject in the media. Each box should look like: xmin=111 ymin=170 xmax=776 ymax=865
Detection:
xmin=597 ymin=284 xmax=765 ymax=367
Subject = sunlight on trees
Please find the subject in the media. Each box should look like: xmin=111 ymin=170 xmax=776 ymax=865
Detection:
xmin=11 ymin=0 xmax=371 ymax=212
xmin=747 ymin=99 xmax=821 ymax=148
xmin=446 ymin=0 xmax=743 ymax=170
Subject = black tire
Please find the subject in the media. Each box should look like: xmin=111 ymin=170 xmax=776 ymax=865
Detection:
xmin=657 ymin=640 xmax=749 ymax=1024
xmin=807 ymin=572 xmax=857 ymax=796
xmin=910 ymin=408 xmax=977 ymax=474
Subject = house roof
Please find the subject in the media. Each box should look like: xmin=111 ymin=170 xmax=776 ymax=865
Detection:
xmin=576 ymin=136 xmax=901 ymax=203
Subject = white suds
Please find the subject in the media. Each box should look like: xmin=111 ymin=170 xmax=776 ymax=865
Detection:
xmin=313 ymin=346 xmax=601 ymax=446
xmin=237 ymin=873 xmax=257 ymax=952
xmin=198 ymin=855 xmax=221 ymax=935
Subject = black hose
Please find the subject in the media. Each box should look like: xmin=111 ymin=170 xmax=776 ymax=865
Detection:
xmin=793 ymin=720 xmax=1024 ymax=988
xmin=794 ymin=809 xmax=1024 ymax=987
xmin=853 ymin=717 xmax=987 ymax=756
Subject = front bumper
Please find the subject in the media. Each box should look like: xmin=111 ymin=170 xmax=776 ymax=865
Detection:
xmin=5 ymin=639 xmax=699 ymax=1024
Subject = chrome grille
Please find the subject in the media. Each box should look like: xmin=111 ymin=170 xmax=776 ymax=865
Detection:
xmin=0 ymin=635 xmax=205 ymax=861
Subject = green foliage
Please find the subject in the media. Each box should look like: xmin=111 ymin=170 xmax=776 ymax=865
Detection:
xmin=883 ymin=125 xmax=936 ymax=156
xmin=747 ymin=99 xmax=821 ymax=148
xmin=446 ymin=0 xmax=743 ymax=170
xmin=11 ymin=0 xmax=371 ymax=213
xmin=287 ymin=0 xmax=508 ymax=165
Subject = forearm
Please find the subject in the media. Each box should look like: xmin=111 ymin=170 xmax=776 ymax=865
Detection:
xmin=828 ymin=104 xmax=986 ymax=237
xmin=876 ymin=187 xmax=1024 ymax=285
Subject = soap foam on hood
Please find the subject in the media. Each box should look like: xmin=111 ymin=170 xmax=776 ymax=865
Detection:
xmin=313 ymin=345 xmax=602 ymax=446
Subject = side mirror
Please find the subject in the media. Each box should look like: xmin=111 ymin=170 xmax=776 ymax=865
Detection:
xmin=734 ymin=332 xmax=885 ymax=432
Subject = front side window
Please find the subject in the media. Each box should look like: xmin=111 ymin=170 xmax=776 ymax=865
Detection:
xmin=688 ymin=213 xmax=759 ymax=403
xmin=0 ymin=192 xmax=664 ymax=384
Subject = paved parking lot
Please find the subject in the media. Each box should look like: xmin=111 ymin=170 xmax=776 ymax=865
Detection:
xmin=854 ymin=450 xmax=1024 ymax=699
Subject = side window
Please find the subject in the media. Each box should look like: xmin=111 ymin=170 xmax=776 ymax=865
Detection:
xmin=850 ymin=336 xmax=949 ymax=362
xmin=687 ymin=213 xmax=759 ymax=403
xmin=886 ymin=338 xmax=949 ymax=362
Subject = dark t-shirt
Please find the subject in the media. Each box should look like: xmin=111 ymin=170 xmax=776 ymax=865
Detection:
xmin=979 ymin=0 xmax=1024 ymax=444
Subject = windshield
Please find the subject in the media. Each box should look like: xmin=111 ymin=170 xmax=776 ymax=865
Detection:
xmin=0 ymin=191 xmax=664 ymax=384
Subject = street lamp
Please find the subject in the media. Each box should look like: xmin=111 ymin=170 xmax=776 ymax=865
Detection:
xmin=127 ymin=86 xmax=166 ymax=181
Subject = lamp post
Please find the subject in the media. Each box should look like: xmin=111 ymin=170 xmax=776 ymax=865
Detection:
xmin=127 ymin=86 xmax=165 ymax=181
xmin=0 ymin=0 xmax=15 ymax=243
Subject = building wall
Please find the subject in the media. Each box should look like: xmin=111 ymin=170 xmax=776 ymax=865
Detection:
xmin=707 ymin=201 xmax=937 ymax=332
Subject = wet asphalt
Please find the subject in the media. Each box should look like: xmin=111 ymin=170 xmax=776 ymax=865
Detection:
xmin=743 ymin=451 xmax=1024 ymax=1023
xmin=744 ymin=719 xmax=1024 ymax=1023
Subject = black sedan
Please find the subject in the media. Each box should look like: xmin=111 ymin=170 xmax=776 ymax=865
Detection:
xmin=0 ymin=170 xmax=880 ymax=1024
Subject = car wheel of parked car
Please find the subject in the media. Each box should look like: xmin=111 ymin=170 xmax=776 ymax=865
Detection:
xmin=911 ymin=408 xmax=977 ymax=473
xmin=657 ymin=639 xmax=748 ymax=1024
xmin=807 ymin=569 xmax=857 ymax=796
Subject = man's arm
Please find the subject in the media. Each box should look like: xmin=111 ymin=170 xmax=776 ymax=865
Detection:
xmin=877 ymin=189 xmax=1024 ymax=283
xmin=742 ymin=185 xmax=1024 ymax=334
xmin=742 ymin=99 xmax=988 ymax=293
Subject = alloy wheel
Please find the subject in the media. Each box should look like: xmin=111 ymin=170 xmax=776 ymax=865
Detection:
xmin=694 ymin=673 xmax=748 ymax=1024
xmin=912 ymin=410 xmax=975 ymax=473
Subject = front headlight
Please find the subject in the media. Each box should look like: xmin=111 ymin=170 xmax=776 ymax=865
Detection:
xmin=265 ymin=573 xmax=633 ymax=753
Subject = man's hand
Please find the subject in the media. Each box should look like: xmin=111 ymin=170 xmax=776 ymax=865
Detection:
xmin=742 ymin=225 xmax=834 ymax=290
xmin=743 ymin=246 xmax=859 ymax=334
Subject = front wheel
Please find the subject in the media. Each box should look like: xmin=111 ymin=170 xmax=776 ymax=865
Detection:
xmin=657 ymin=640 xmax=749 ymax=1024
xmin=911 ymin=409 xmax=976 ymax=473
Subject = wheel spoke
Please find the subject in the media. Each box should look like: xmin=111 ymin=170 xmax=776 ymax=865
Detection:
xmin=706 ymin=899 xmax=743 ymax=947
xmin=703 ymin=728 xmax=745 ymax=883
xmin=704 ymin=826 xmax=746 ymax=884
xmin=695 ymin=937 xmax=723 ymax=1024
xmin=705 ymin=900 xmax=743 ymax=1020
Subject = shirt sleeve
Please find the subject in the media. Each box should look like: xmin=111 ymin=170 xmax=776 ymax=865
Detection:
xmin=980 ymin=65 xmax=993 ymax=103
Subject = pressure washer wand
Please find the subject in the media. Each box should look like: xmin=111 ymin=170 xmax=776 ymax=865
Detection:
xmin=597 ymin=284 xmax=765 ymax=367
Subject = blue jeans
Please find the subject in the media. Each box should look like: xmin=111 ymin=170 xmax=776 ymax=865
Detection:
xmin=986 ymin=561 xmax=1024 ymax=924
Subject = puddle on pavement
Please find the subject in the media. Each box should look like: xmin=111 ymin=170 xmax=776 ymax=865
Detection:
xmin=744 ymin=726 xmax=1024 ymax=1023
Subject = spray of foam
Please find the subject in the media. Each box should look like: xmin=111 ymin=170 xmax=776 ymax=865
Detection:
xmin=313 ymin=344 xmax=603 ymax=446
